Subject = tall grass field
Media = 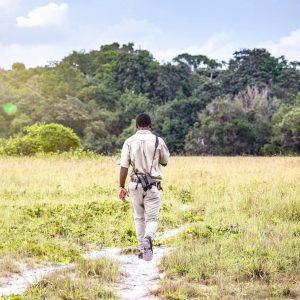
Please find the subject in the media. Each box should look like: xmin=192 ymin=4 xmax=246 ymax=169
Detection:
xmin=0 ymin=156 xmax=299 ymax=299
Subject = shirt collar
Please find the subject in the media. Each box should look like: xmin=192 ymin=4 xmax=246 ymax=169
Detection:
xmin=136 ymin=129 xmax=152 ymax=134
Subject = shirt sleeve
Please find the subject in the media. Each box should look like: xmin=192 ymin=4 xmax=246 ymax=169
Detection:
xmin=159 ymin=138 xmax=170 ymax=166
xmin=119 ymin=139 xmax=131 ymax=168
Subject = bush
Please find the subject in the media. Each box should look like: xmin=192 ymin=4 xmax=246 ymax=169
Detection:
xmin=0 ymin=123 xmax=81 ymax=155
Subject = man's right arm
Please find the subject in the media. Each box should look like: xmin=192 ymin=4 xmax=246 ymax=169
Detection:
xmin=119 ymin=140 xmax=131 ymax=200
xmin=120 ymin=139 xmax=131 ymax=170
xmin=119 ymin=167 xmax=128 ymax=188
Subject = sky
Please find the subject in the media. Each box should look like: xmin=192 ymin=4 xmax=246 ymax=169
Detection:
xmin=0 ymin=0 xmax=300 ymax=69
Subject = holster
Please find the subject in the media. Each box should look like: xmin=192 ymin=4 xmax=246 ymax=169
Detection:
xmin=137 ymin=172 xmax=154 ymax=191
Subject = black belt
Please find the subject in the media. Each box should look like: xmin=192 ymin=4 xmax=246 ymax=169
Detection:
xmin=131 ymin=178 xmax=162 ymax=190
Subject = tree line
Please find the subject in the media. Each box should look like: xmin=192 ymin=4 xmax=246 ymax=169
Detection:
xmin=0 ymin=43 xmax=299 ymax=155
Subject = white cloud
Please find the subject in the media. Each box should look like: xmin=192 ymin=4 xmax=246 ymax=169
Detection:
xmin=3 ymin=18 xmax=300 ymax=71
xmin=0 ymin=18 xmax=161 ymax=69
xmin=0 ymin=0 xmax=17 ymax=8
xmin=16 ymin=2 xmax=68 ymax=28
xmin=153 ymin=33 xmax=237 ymax=63
xmin=0 ymin=0 xmax=19 ymax=13
xmin=92 ymin=18 xmax=161 ymax=49
xmin=106 ymin=18 xmax=161 ymax=37
xmin=93 ymin=19 xmax=236 ymax=63
xmin=153 ymin=28 xmax=300 ymax=63
xmin=0 ymin=42 xmax=74 ymax=69
xmin=258 ymin=28 xmax=300 ymax=61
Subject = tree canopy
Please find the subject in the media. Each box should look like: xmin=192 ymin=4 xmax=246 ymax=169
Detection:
xmin=0 ymin=44 xmax=299 ymax=155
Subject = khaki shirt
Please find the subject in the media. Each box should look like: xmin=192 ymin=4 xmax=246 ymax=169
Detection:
xmin=120 ymin=130 xmax=170 ymax=180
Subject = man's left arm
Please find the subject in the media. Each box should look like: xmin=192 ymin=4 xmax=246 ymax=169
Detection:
xmin=159 ymin=138 xmax=170 ymax=167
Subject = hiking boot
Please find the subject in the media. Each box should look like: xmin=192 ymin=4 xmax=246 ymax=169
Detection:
xmin=141 ymin=236 xmax=153 ymax=261
xmin=134 ymin=248 xmax=143 ymax=259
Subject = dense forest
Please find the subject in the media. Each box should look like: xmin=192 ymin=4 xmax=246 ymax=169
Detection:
xmin=0 ymin=43 xmax=299 ymax=155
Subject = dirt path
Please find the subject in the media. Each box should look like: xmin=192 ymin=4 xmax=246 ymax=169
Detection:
xmin=0 ymin=227 xmax=184 ymax=299
xmin=87 ymin=228 xmax=183 ymax=300
xmin=0 ymin=263 xmax=75 ymax=296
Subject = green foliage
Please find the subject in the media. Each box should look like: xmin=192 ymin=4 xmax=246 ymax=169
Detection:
xmin=0 ymin=200 xmax=135 ymax=262
xmin=113 ymin=47 xmax=159 ymax=94
xmin=223 ymin=48 xmax=288 ymax=95
xmin=11 ymin=113 xmax=32 ymax=132
xmin=0 ymin=123 xmax=81 ymax=155
xmin=154 ymin=98 xmax=205 ymax=153
xmin=39 ymin=62 xmax=85 ymax=99
xmin=119 ymin=91 xmax=151 ymax=120
xmin=185 ymin=97 xmax=272 ymax=155
xmin=265 ymin=96 xmax=300 ymax=154
xmin=151 ymin=63 xmax=194 ymax=104
xmin=116 ymin=119 xmax=137 ymax=147
xmin=44 ymin=96 xmax=90 ymax=137
xmin=1 ymin=44 xmax=300 ymax=155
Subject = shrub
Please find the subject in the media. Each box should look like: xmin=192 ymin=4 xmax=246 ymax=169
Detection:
xmin=0 ymin=123 xmax=81 ymax=155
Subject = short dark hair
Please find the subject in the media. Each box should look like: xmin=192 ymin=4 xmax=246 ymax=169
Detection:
xmin=136 ymin=113 xmax=151 ymax=127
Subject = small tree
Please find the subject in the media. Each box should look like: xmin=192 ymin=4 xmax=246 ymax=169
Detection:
xmin=0 ymin=123 xmax=81 ymax=155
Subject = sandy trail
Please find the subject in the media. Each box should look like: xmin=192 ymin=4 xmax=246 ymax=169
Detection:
xmin=0 ymin=263 xmax=75 ymax=296
xmin=0 ymin=226 xmax=184 ymax=299
xmin=87 ymin=228 xmax=183 ymax=300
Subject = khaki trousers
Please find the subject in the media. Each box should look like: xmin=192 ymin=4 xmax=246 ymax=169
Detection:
xmin=128 ymin=181 xmax=162 ymax=248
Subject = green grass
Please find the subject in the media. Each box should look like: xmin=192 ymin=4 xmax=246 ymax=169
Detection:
xmin=0 ymin=156 xmax=186 ymax=265
xmin=157 ymin=157 xmax=300 ymax=299
xmin=0 ymin=156 xmax=300 ymax=299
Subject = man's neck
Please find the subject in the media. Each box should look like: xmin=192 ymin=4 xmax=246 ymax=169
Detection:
xmin=137 ymin=127 xmax=151 ymax=131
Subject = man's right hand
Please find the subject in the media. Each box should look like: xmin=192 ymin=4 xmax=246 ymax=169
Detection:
xmin=119 ymin=187 xmax=127 ymax=201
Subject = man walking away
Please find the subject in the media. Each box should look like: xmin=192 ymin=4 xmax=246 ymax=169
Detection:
xmin=119 ymin=113 xmax=170 ymax=261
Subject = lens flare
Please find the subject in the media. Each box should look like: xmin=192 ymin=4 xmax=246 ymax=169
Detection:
xmin=3 ymin=103 xmax=17 ymax=116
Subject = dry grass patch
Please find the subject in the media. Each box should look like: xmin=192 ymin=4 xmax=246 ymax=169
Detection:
xmin=77 ymin=257 xmax=119 ymax=282
xmin=0 ymin=256 xmax=21 ymax=277
xmin=18 ymin=257 xmax=120 ymax=299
